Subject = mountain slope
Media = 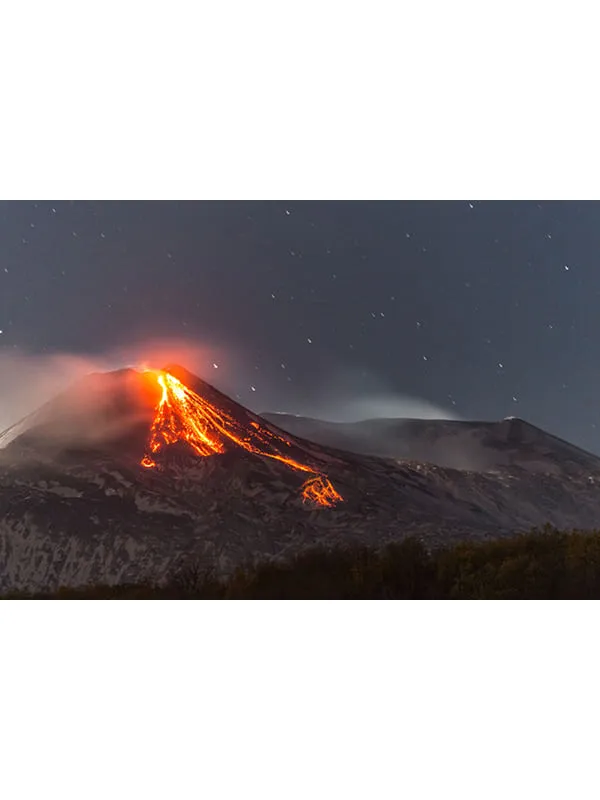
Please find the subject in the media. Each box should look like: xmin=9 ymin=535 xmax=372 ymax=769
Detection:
xmin=261 ymin=413 xmax=600 ymax=476
xmin=1 ymin=367 xmax=600 ymax=592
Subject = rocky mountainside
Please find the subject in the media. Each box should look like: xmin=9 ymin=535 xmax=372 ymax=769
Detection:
xmin=1 ymin=366 xmax=600 ymax=593
xmin=261 ymin=413 xmax=600 ymax=476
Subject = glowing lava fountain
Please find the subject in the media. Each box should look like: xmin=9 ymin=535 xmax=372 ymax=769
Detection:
xmin=140 ymin=370 xmax=343 ymax=508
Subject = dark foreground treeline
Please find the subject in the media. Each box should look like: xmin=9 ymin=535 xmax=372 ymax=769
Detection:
xmin=7 ymin=525 xmax=600 ymax=599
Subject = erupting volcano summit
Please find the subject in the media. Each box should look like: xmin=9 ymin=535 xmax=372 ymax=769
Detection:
xmin=0 ymin=364 xmax=343 ymax=508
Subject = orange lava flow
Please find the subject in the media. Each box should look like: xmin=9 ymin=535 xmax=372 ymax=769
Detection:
xmin=141 ymin=371 xmax=343 ymax=508
xmin=300 ymin=475 xmax=343 ymax=508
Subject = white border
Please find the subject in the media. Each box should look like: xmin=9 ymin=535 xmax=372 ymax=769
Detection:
xmin=1 ymin=2 xmax=595 ymax=799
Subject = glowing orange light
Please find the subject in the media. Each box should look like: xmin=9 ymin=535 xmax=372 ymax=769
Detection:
xmin=140 ymin=370 xmax=343 ymax=507
xmin=301 ymin=475 xmax=343 ymax=508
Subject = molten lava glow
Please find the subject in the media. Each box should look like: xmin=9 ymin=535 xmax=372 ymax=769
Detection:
xmin=300 ymin=475 xmax=343 ymax=508
xmin=141 ymin=370 xmax=343 ymax=507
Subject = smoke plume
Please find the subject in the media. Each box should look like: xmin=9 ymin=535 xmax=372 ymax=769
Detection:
xmin=282 ymin=366 xmax=459 ymax=423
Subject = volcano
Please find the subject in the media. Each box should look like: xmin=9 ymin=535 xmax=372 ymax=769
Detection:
xmin=3 ymin=364 xmax=600 ymax=593
xmin=1 ymin=364 xmax=343 ymax=508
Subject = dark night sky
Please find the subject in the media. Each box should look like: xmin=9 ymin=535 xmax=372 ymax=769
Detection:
xmin=1 ymin=200 xmax=600 ymax=453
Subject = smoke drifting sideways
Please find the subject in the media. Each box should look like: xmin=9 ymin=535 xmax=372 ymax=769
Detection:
xmin=272 ymin=366 xmax=460 ymax=424
xmin=0 ymin=338 xmax=232 ymax=449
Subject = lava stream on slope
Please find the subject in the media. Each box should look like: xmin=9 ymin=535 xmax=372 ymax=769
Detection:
xmin=140 ymin=370 xmax=343 ymax=508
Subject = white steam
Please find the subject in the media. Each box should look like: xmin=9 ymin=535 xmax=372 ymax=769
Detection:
xmin=303 ymin=393 xmax=458 ymax=423
xmin=280 ymin=366 xmax=459 ymax=423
